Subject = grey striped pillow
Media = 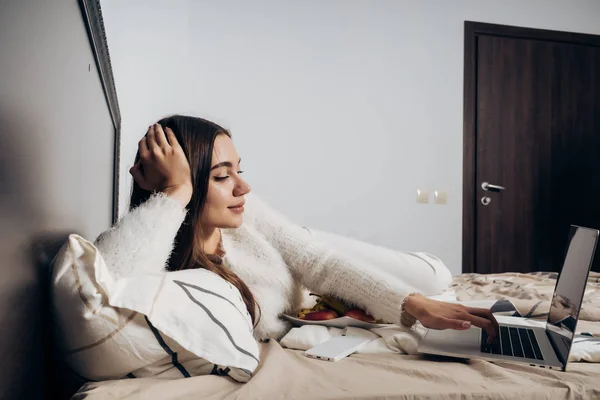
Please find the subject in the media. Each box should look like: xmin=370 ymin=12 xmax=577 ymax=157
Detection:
xmin=51 ymin=234 xmax=259 ymax=383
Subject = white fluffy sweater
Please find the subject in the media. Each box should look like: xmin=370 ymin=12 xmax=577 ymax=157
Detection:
xmin=95 ymin=192 xmax=450 ymax=340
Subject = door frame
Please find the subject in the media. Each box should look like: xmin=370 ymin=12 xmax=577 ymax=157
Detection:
xmin=462 ymin=21 xmax=600 ymax=274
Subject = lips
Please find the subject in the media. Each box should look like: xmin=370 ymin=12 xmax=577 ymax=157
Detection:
xmin=229 ymin=201 xmax=245 ymax=209
xmin=228 ymin=201 xmax=245 ymax=214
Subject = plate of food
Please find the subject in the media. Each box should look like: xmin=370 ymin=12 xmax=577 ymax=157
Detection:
xmin=282 ymin=293 xmax=395 ymax=329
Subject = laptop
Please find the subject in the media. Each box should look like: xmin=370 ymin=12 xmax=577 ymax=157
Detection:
xmin=418 ymin=225 xmax=598 ymax=371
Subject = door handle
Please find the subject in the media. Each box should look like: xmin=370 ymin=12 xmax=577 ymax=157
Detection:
xmin=481 ymin=182 xmax=506 ymax=192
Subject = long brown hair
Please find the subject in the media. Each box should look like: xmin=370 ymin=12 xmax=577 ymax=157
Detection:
xmin=129 ymin=115 xmax=261 ymax=326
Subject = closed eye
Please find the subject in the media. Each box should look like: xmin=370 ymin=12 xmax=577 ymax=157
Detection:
xmin=214 ymin=170 xmax=243 ymax=182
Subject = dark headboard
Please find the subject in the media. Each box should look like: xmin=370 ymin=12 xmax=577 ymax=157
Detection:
xmin=0 ymin=1 xmax=120 ymax=399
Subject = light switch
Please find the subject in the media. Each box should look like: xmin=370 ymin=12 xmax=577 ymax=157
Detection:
xmin=434 ymin=190 xmax=448 ymax=205
xmin=416 ymin=189 xmax=430 ymax=204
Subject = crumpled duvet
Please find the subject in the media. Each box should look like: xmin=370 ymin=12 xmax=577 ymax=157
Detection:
xmin=281 ymin=272 xmax=600 ymax=363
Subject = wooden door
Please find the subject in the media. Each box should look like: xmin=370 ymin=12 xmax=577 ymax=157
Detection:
xmin=463 ymin=22 xmax=600 ymax=274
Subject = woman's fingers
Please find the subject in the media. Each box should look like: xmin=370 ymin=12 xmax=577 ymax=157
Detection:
xmin=418 ymin=313 xmax=471 ymax=331
xmin=132 ymin=123 xmax=192 ymax=195
xmin=154 ymin=124 xmax=170 ymax=148
xmin=165 ymin=127 xmax=181 ymax=149
xmin=425 ymin=312 xmax=496 ymax=344
xmin=466 ymin=307 xmax=500 ymax=340
xmin=405 ymin=296 xmax=500 ymax=344
xmin=138 ymin=135 xmax=150 ymax=159
xmin=459 ymin=311 xmax=497 ymax=343
xmin=146 ymin=124 xmax=156 ymax=148
xmin=129 ymin=162 xmax=147 ymax=188
xmin=437 ymin=317 xmax=472 ymax=330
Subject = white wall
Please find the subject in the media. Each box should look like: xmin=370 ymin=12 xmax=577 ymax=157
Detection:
xmin=101 ymin=0 xmax=600 ymax=276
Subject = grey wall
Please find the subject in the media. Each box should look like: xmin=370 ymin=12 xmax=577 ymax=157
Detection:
xmin=0 ymin=1 xmax=114 ymax=398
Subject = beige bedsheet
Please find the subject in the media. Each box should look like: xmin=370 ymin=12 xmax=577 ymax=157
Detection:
xmin=73 ymin=272 xmax=600 ymax=399
xmin=74 ymin=339 xmax=600 ymax=400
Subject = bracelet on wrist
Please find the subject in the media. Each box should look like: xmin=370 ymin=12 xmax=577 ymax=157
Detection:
xmin=400 ymin=292 xmax=418 ymax=328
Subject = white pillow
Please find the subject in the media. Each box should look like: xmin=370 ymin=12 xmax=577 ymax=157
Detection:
xmin=51 ymin=234 xmax=259 ymax=383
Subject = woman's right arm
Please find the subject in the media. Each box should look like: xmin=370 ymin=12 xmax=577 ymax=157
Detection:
xmin=94 ymin=191 xmax=187 ymax=280
xmin=95 ymin=123 xmax=193 ymax=280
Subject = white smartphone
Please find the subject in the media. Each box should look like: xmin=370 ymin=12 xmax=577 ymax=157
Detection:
xmin=303 ymin=335 xmax=372 ymax=362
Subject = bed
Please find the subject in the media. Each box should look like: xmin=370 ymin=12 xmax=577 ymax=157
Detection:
xmin=73 ymin=272 xmax=600 ymax=400
xmin=6 ymin=1 xmax=600 ymax=399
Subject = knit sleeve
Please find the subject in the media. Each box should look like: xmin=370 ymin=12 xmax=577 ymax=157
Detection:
xmin=94 ymin=192 xmax=188 ymax=280
xmin=243 ymin=193 xmax=419 ymax=325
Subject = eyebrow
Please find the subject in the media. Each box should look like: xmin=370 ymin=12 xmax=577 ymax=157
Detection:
xmin=210 ymin=158 xmax=241 ymax=171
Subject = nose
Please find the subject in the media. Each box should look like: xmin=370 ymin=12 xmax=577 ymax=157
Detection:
xmin=233 ymin=176 xmax=251 ymax=197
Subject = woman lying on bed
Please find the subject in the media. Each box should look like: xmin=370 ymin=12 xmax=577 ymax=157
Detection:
xmin=95 ymin=115 xmax=499 ymax=345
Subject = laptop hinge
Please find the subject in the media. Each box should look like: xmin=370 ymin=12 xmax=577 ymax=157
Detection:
xmin=545 ymin=329 xmax=566 ymax=367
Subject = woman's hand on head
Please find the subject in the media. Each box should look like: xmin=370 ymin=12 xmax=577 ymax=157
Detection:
xmin=129 ymin=123 xmax=193 ymax=208
xmin=404 ymin=293 xmax=499 ymax=344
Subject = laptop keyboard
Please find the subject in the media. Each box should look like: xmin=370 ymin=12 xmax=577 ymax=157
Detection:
xmin=481 ymin=326 xmax=544 ymax=360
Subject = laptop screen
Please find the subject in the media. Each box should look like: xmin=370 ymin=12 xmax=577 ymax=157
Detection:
xmin=546 ymin=226 xmax=598 ymax=365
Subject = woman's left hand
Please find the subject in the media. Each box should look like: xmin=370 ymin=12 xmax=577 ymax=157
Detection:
xmin=404 ymin=293 xmax=499 ymax=344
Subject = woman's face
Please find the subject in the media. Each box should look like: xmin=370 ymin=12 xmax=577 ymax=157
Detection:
xmin=200 ymin=134 xmax=251 ymax=229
